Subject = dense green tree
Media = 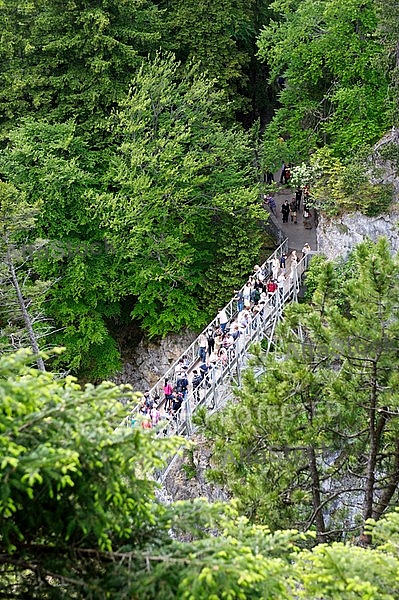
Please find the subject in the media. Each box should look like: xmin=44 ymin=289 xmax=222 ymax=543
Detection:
xmin=204 ymin=238 xmax=399 ymax=540
xmin=159 ymin=0 xmax=276 ymax=122
xmin=2 ymin=350 xmax=399 ymax=598
xmin=0 ymin=181 xmax=53 ymax=370
xmin=0 ymin=54 xmax=265 ymax=374
xmin=375 ymin=0 xmax=399 ymax=121
xmin=0 ymin=0 xmax=161 ymax=138
xmin=290 ymin=147 xmax=394 ymax=217
xmin=0 ymin=121 xmax=122 ymax=379
xmin=257 ymin=0 xmax=394 ymax=161
xmin=89 ymin=54 xmax=264 ymax=337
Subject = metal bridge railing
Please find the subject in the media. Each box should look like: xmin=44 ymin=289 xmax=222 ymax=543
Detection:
xmin=118 ymin=238 xmax=290 ymax=429
xmin=154 ymin=251 xmax=315 ymax=482
xmin=158 ymin=251 xmax=312 ymax=437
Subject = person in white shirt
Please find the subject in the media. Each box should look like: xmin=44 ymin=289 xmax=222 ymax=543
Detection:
xmin=271 ymin=256 xmax=279 ymax=280
xmin=217 ymin=308 xmax=228 ymax=333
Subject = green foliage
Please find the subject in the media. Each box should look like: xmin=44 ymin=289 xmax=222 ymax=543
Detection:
xmin=304 ymin=148 xmax=393 ymax=216
xmin=0 ymin=120 xmax=124 ymax=377
xmin=0 ymin=0 xmax=161 ymax=136
xmin=3 ymin=350 xmax=399 ymax=597
xmin=100 ymin=53 xmax=263 ymax=337
xmin=160 ymin=0 xmax=274 ymax=117
xmin=0 ymin=52 xmax=265 ymax=371
xmin=303 ymin=251 xmax=358 ymax=302
xmin=296 ymin=538 xmax=399 ymax=599
xmin=204 ymin=238 xmax=399 ymax=538
xmin=0 ymin=350 xmax=177 ymax=596
xmin=258 ymin=0 xmax=394 ymax=161
xmin=377 ymin=141 xmax=399 ymax=171
xmin=0 ymin=181 xmax=53 ymax=363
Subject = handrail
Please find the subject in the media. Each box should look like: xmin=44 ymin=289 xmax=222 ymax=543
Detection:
xmin=157 ymin=251 xmax=311 ymax=437
xmin=118 ymin=237 xmax=290 ymax=429
xmin=154 ymin=251 xmax=316 ymax=482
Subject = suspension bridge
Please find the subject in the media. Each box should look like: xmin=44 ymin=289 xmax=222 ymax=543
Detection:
xmin=118 ymin=237 xmax=316 ymax=453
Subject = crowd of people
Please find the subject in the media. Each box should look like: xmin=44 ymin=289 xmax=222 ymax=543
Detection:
xmin=263 ymin=181 xmax=313 ymax=229
xmin=134 ymin=243 xmax=311 ymax=432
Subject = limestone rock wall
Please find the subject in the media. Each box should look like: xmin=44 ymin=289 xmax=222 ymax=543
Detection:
xmin=317 ymin=211 xmax=399 ymax=261
xmin=113 ymin=329 xmax=197 ymax=393
xmin=317 ymin=129 xmax=399 ymax=260
xmin=162 ymin=434 xmax=230 ymax=504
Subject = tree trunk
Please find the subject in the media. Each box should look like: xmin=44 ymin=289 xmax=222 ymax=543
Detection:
xmin=8 ymin=253 xmax=46 ymax=372
xmin=372 ymin=434 xmax=399 ymax=520
xmin=362 ymin=362 xmax=386 ymax=543
xmin=307 ymin=446 xmax=326 ymax=540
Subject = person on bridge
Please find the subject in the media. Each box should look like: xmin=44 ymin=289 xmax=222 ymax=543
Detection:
xmin=271 ymin=256 xmax=279 ymax=280
xmin=206 ymin=327 xmax=216 ymax=355
xmin=231 ymin=324 xmax=241 ymax=341
xmin=172 ymin=393 xmax=183 ymax=422
xmin=143 ymin=390 xmax=154 ymax=410
xmin=238 ymin=308 xmax=251 ymax=333
xmin=290 ymin=250 xmax=298 ymax=280
xmin=277 ymin=272 xmax=286 ymax=300
xmin=198 ymin=332 xmax=207 ymax=363
xmin=150 ymin=405 xmax=161 ymax=427
xmin=242 ymin=281 xmax=252 ymax=309
xmin=141 ymin=416 xmax=152 ymax=430
xmin=302 ymin=242 xmax=311 ymax=257
xmin=163 ymin=378 xmax=174 ymax=410
xmin=267 ymin=278 xmax=278 ymax=305
xmin=199 ymin=360 xmax=212 ymax=388
xmin=281 ymin=200 xmax=290 ymax=223
xmin=234 ymin=289 xmax=244 ymax=313
xmin=176 ymin=372 xmax=189 ymax=400
xmin=217 ymin=308 xmax=229 ymax=333
xmin=191 ymin=369 xmax=203 ymax=402
xmin=175 ymin=358 xmax=186 ymax=380
xmin=217 ymin=346 xmax=228 ymax=367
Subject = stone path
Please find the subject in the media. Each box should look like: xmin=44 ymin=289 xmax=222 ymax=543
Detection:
xmin=268 ymin=184 xmax=317 ymax=253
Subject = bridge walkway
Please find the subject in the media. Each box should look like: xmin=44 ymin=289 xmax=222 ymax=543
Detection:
xmin=118 ymin=239 xmax=315 ymax=452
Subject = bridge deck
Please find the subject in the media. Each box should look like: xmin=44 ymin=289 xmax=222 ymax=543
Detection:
xmin=118 ymin=239 xmax=315 ymax=448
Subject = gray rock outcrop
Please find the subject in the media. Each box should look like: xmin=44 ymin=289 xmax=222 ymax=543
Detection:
xmin=317 ymin=128 xmax=399 ymax=260
xmin=113 ymin=329 xmax=197 ymax=392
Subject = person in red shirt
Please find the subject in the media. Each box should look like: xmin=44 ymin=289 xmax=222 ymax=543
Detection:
xmin=266 ymin=278 xmax=278 ymax=306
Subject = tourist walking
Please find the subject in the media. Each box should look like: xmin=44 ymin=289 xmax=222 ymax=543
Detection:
xmin=191 ymin=369 xmax=203 ymax=402
xmin=217 ymin=308 xmax=229 ymax=333
xmin=281 ymin=200 xmax=290 ymax=223
xmin=163 ymin=378 xmax=174 ymax=410
xmin=277 ymin=272 xmax=286 ymax=300
xmin=271 ymin=256 xmax=279 ymax=280
xmin=198 ymin=332 xmax=207 ymax=363
xmin=295 ymin=187 xmax=303 ymax=211
xmin=290 ymin=198 xmax=298 ymax=223
xmin=206 ymin=327 xmax=215 ymax=355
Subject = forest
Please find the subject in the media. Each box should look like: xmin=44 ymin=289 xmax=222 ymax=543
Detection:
xmin=1 ymin=0 xmax=399 ymax=597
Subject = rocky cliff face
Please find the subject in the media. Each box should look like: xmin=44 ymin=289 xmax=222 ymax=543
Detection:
xmin=113 ymin=329 xmax=197 ymax=392
xmin=317 ymin=211 xmax=399 ymax=260
xmin=317 ymin=129 xmax=399 ymax=260
xmin=161 ymin=434 xmax=230 ymax=504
